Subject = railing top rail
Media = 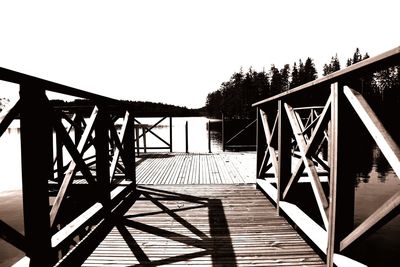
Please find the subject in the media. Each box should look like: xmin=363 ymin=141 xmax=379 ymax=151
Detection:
xmin=0 ymin=66 xmax=119 ymax=104
xmin=252 ymin=45 xmax=400 ymax=107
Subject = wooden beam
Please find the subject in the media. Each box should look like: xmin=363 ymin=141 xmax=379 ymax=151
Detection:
xmin=95 ymin=107 xmax=111 ymax=205
xmin=19 ymin=86 xmax=54 ymax=266
xmin=109 ymin=111 xmax=130 ymax=181
xmin=327 ymin=83 xmax=356 ymax=263
xmin=284 ymin=102 xmax=329 ymax=228
xmin=340 ymin=191 xmax=400 ymax=251
xmin=283 ymin=95 xmax=331 ymax=199
xmin=256 ymin=108 xmax=264 ymax=178
xmin=277 ymin=100 xmax=292 ymax=213
xmin=327 ymin=83 xmax=339 ymax=267
xmin=225 ymin=119 xmax=256 ymax=145
xmin=0 ymin=220 xmax=28 ymax=254
xmin=0 ymin=99 xmax=20 ymax=137
xmin=123 ymin=113 xmax=135 ymax=182
xmin=259 ymin=110 xmax=279 ymax=180
xmin=50 ymin=107 xmax=98 ymax=227
xmin=0 ymin=67 xmax=120 ymax=104
xmin=344 ymin=86 xmax=400 ymax=178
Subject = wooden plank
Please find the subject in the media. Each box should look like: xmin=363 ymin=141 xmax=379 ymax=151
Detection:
xmin=82 ymin=185 xmax=325 ymax=266
xmin=344 ymin=86 xmax=400 ymax=178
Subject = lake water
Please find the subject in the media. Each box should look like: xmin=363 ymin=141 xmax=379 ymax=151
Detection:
xmin=0 ymin=117 xmax=399 ymax=266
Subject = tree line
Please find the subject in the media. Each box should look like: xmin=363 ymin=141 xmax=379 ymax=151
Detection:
xmin=205 ymin=48 xmax=400 ymax=119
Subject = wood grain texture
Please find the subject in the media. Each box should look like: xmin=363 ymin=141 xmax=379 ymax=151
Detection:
xmin=82 ymin=185 xmax=324 ymax=266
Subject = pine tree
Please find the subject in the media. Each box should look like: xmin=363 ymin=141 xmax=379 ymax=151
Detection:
xmin=270 ymin=65 xmax=282 ymax=96
xmin=280 ymin=64 xmax=290 ymax=91
xmin=290 ymin=62 xmax=300 ymax=89
xmin=323 ymin=54 xmax=341 ymax=76
xmin=303 ymin=57 xmax=318 ymax=83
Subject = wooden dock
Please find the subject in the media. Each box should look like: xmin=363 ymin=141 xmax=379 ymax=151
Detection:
xmin=82 ymin=184 xmax=325 ymax=266
xmin=67 ymin=152 xmax=326 ymax=266
xmin=135 ymin=152 xmax=256 ymax=184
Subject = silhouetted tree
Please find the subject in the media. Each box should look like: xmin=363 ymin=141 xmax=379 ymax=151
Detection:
xmin=290 ymin=62 xmax=300 ymax=89
xmin=280 ymin=64 xmax=290 ymax=91
xmin=323 ymin=54 xmax=341 ymax=76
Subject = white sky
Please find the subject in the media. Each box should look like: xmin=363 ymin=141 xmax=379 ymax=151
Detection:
xmin=0 ymin=0 xmax=399 ymax=108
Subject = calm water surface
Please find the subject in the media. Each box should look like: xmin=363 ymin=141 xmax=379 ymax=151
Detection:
xmin=0 ymin=117 xmax=399 ymax=266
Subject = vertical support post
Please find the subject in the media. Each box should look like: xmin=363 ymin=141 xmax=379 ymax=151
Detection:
xmin=277 ymin=100 xmax=292 ymax=214
xmin=169 ymin=116 xmax=173 ymax=152
xmin=327 ymin=83 xmax=338 ymax=267
xmin=326 ymin=83 xmax=356 ymax=266
xmin=208 ymin=120 xmax=212 ymax=153
xmin=222 ymin=113 xmax=225 ymax=151
xmin=185 ymin=120 xmax=189 ymax=153
xmin=135 ymin=126 xmax=140 ymax=156
xmin=95 ymin=107 xmax=110 ymax=205
xmin=142 ymin=127 xmax=147 ymax=153
xmin=74 ymin=114 xmax=83 ymax=144
xmin=19 ymin=85 xmax=53 ymax=266
xmin=56 ymin=133 xmax=64 ymax=184
xmin=256 ymin=107 xmax=265 ymax=178
xmin=124 ymin=113 xmax=135 ymax=183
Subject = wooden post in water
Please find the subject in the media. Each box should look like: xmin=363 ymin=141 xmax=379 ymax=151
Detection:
xmin=277 ymin=100 xmax=292 ymax=214
xmin=19 ymin=86 xmax=54 ymax=266
xmin=208 ymin=120 xmax=211 ymax=153
xmin=222 ymin=113 xmax=225 ymax=151
xmin=169 ymin=117 xmax=173 ymax=152
xmin=185 ymin=120 xmax=189 ymax=153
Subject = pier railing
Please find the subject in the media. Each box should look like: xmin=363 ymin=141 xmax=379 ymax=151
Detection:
xmin=253 ymin=46 xmax=400 ymax=266
xmin=0 ymin=68 xmax=137 ymax=266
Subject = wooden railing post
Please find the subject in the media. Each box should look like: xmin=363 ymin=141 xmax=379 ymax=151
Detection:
xmin=222 ymin=113 xmax=225 ymax=151
xmin=74 ymin=114 xmax=84 ymax=144
xmin=185 ymin=120 xmax=189 ymax=153
xmin=56 ymin=132 xmax=64 ymax=184
xmin=208 ymin=120 xmax=212 ymax=153
xmin=256 ymin=107 xmax=264 ymax=178
xmin=95 ymin=107 xmax=111 ymax=205
xmin=169 ymin=116 xmax=173 ymax=152
xmin=124 ymin=113 xmax=135 ymax=183
xmin=327 ymin=82 xmax=356 ymax=266
xmin=277 ymin=100 xmax=292 ymax=213
xmin=19 ymin=85 xmax=54 ymax=266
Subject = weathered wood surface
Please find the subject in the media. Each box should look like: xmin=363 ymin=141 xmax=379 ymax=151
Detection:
xmin=135 ymin=153 xmax=256 ymax=185
xmin=82 ymin=185 xmax=324 ymax=266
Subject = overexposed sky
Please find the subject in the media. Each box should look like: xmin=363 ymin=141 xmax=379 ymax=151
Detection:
xmin=0 ymin=0 xmax=399 ymax=108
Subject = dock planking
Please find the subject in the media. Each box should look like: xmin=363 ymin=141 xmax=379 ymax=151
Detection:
xmin=135 ymin=153 xmax=256 ymax=185
xmin=82 ymin=185 xmax=325 ymax=266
